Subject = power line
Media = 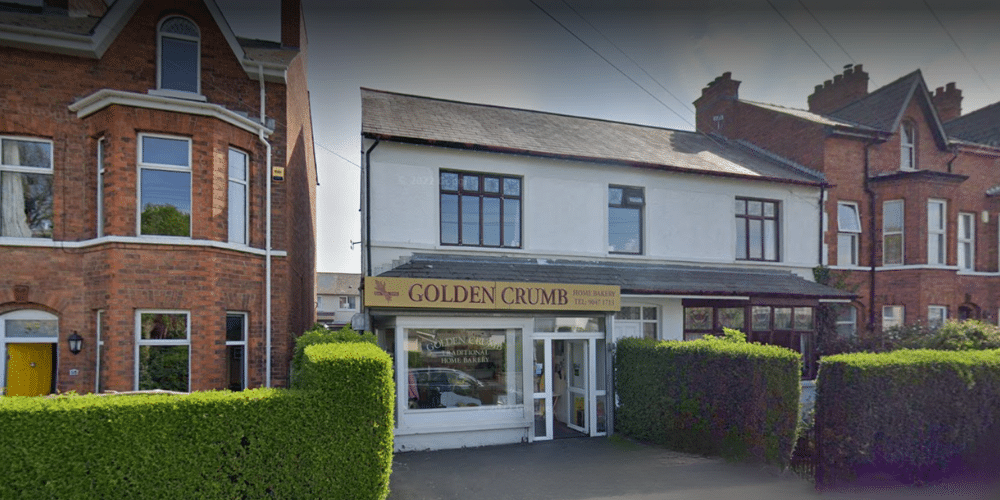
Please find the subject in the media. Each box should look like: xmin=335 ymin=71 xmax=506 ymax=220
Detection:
xmin=766 ymin=0 xmax=836 ymax=75
xmin=797 ymin=0 xmax=854 ymax=65
xmin=922 ymin=0 xmax=995 ymax=94
xmin=528 ymin=0 xmax=695 ymax=129
xmin=560 ymin=0 xmax=693 ymax=115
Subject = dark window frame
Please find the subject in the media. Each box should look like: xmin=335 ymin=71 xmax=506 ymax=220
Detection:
xmin=439 ymin=170 xmax=522 ymax=248
xmin=608 ymin=185 xmax=644 ymax=255
xmin=735 ymin=197 xmax=780 ymax=262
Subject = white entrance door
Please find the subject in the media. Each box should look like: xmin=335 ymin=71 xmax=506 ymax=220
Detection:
xmin=532 ymin=335 xmax=604 ymax=441
xmin=565 ymin=339 xmax=588 ymax=433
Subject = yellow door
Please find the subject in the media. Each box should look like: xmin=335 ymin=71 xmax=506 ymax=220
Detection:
xmin=5 ymin=344 xmax=53 ymax=397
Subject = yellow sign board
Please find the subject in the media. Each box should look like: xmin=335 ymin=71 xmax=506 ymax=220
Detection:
xmin=364 ymin=277 xmax=620 ymax=311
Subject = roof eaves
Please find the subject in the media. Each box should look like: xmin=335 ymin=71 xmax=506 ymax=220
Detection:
xmin=730 ymin=138 xmax=826 ymax=183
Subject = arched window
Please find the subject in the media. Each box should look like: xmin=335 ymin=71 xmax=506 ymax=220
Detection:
xmin=157 ymin=16 xmax=200 ymax=94
xmin=900 ymin=121 xmax=916 ymax=170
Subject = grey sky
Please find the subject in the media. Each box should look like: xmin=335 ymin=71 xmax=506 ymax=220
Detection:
xmin=218 ymin=0 xmax=1000 ymax=273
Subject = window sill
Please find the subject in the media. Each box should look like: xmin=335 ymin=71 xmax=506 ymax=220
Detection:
xmin=147 ymin=88 xmax=207 ymax=102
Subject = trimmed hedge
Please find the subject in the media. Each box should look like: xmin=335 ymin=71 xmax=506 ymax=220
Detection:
xmin=815 ymin=349 xmax=1000 ymax=487
xmin=0 ymin=342 xmax=394 ymax=500
xmin=615 ymin=336 xmax=800 ymax=465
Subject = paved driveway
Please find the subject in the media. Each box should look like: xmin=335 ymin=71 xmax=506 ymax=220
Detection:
xmin=387 ymin=437 xmax=999 ymax=500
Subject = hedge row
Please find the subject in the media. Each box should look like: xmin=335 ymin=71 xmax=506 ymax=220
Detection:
xmin=816 ymin=349 xmax=1000 ymax=487
xmin=615 ymin=336 xmax=801 ymax=465
xmin=0 ymin=342 xmax=394 ymax=500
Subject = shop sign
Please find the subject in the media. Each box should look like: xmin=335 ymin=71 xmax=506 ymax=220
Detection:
xmin=364 ymin=277 xmax=620 ymax=311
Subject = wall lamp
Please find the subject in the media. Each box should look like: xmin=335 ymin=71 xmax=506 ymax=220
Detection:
xmin=67 ymin=331 xmax=83 ymax=355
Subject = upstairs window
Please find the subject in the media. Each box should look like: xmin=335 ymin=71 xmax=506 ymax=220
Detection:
xmin=158 ymin=16 xmax=200 ymax=94
xmin=928 ymin=199 xmax=946 ymax=266
xmin=735 ymin=197 xmax=779 ymax=261
xmin=837 ymin=202 xmax=861 ymax=266
xmin=440 ymin=170 xmax=521 ymax=248
xmin=1 ymin=136 xmax=53 ymax=238
xmin=882 ymin=200 xmax=904 ymax=265
xmin=339 ymin=296 xmax=357 ymax=310
xmin=957 ymin=212 xmax=974 ymax=271
xmin=608 ymin=185 xmax=644 ymax=254
xmin=900 ymin=121 xmax=916 ymax=170
xmin=138 ymin=134 xmax=191 ymax=237
xmin=228 ymin=148 xmax=248 ymax=244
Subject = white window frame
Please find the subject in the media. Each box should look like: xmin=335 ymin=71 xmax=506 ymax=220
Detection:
xmin=96 ymin=137 xmax=105 ymax=237
xmin=882 ymin=200 xmax=904 ymax=265
xmin=616 ymin=304 xmax=659 ymax=340
xmin=835 ymin=304 xmax=858 ymax=338
xmin=1 ymin=135 xmax=54 ymax=239
xmin=882 ymin=305 xmax=904 ymax=329
xmin=339 ymin=296 xmax=357 ymax=310
xmin=137 ymin=133 xmax=192 ymax=237
xmin=928 ymin=305 xmax=948 ymax=329
xmin=837 ymin=202 xmax=861 ymax=266
xmin=156 ymin=16 xmax=201 ymax=95
xmin=227 ymin=148 xmax=249 ymax=244
xmin=134 ymin=309 xmax=191 ymax=392
xmin=226 ymin=312 xmax=248 ymax=391
xmin=957 ymin=212 xmax=974 ymax=271
xmin=928 ymin=199 xmax=947 ymax=266
xmin=900 ymin=121 xmax=916 ymax=170
xmin=96 ymin=309 xmax=104 ymax=393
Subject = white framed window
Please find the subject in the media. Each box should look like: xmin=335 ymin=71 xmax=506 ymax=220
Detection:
xmin=928 ymin=199 xmax=947 ymax=265
xmin=928 ymin=305 xmax=947 ymax=329
xmin=135 ymin=310 xmax=190 ymax=392
xmin=339 ymin=296 xmax=357 ymax=310
xmin=1 ymin=136 xmax=53 ymax=238
xmin=225 ymin=312 xmax=247 ymax=391
xmin=618 ymin=305 xmax=659 ymax=340
xmin=900 ymin=121 xmax=916 ymax=170
xmin=228 ymin=148 xmax=248 ymax=244
xmin=835 ymin=304 xmax=858 ymax=337
xmin=958 ymin=212 xmax=974 ymax=271
xmin=882 ymin=200 xmax=904 ymax=265
xmin=96 ymin=138 xmax=105 ymax=237
xmin=157 ymin=16 xmax=200 ymax=94
xmin=609 ymin=185 xmax=644 ymax=254
xmin=837 ymin=202 xmax=861 ymax=266
xmin=96 ymin=309 xmax=106 ymax=393
xmin=138 ymin=134 xmax=191 ymax=237
xmin=882 ymin=305 xmax=904 ymax=329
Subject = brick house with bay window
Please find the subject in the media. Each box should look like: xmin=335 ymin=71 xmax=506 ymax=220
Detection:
xmin=694 ymin=65 xmax=1000 ymax=336
xmin=0 ymin=0 xmax=316 ymax=395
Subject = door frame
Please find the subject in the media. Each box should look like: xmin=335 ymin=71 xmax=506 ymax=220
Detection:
xmin=530 ymin=331 xmax=605 ymax=441
xmin=1 ymin=310 xmax=59 ymax=396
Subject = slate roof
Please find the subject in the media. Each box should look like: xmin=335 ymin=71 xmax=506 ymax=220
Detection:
xmin=317 ymin=272 xmax=361 ymax=295
xmin=827 ymin=71 xmax=924 ymax=132
xmin=0 ymin=8 xmax=99 ymax=35
xmin=378 ymin=254 xmax=853 ymax=299
xmin=362 ymin=88 xmax=825 ymax=186
xmin=944 ymin=101 xmax=1000 ymax=148
xmin=739 ymin=100 xmax=873 ymax=130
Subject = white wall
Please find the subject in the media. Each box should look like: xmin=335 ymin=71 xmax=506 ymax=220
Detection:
xmin=365 ymin=141 xmax=822 ymax=278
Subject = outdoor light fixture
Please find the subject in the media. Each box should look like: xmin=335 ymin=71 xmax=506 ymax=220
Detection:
xmin=67 ymin=331 xmax=83 ymax=355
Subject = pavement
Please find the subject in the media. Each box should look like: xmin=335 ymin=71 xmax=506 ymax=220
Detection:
xmin=387 ymin=437 xmax=1000 ymax=500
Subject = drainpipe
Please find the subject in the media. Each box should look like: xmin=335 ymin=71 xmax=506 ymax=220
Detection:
xmin=946 ymin=146 xmax=959 ymax=173
xmin=364 ymin=140 xmax=380 ymax=277
xmin=818 ymin=184 xmax=826 ymax=265
xmin=257 ymin=63 xmax=273 ymax=388
xmin=864 ymin=139 xmax=876 ymax=334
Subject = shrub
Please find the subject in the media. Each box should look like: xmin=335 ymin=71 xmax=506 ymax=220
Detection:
xmin=0 ymin=342 xmax=394 ymax=500
xmin=815 ymin=349 xmax=1000 ymax=488
xmin=615 ymin=335 xmax=800 ymax=466
xmin=292 ymin=324 xmax=376 ymax=374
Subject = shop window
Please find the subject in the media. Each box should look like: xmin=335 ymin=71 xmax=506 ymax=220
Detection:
xmin=608 ymin=185 xmax=644 ymax=254
xmin=837 ymin=202 xmax=861 ymax=266
xmin=735 ymin=197 xmax=779 ymax=261
xmin=136 ymin=311 xmax=190 ymax=392
xmin=405 ymin=328 xmax=522 ymax=410
xmin=748 ymin=305 xmax=813 ymax=352
xmin=1 ymin=136 xmax=53 ymax=238
xmin=225 ymin=313 xmax=246 ymax=391
xmin=928 ymin=305 xmax=947 ymax=329
xmin=882 ymin=200 xmax=904 ymax=265
xmin=900 ymin=121 xmax=916 ymax=170
xmin=616 ymin=306 xmax=657 ymax=339
xmin=957 ymin=212 xmax=974 ymax=271
xmin=682 ymin=304 xmax=745 ymax=340
xmin=158 ymin=16 xmax=200 ymax=94
xmin=228 ymin=148 xmax=248 ymax=244
xmin=882 ymin=305 xmax=904 ymax=329
xmin=928 ymin=199 xmax=946 ymax=266
xmin=440 ymin=170 xmax=521 ymax=248
xmin=139 ymin=134 xmax=191 ymax=237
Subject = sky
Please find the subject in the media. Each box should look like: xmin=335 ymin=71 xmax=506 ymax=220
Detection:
xmin=217 ymin=0 xmax=1000 ymax=274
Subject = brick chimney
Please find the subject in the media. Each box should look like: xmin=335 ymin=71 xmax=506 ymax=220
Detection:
xmin=281 ymin=0 xmax=302 ymax=49
xmin=694 ymin=72 xmax=740 ymax=134
xmin=932 ymin=82 xmax=962 ymax=122
xmin=807 ymin=64 xmax=869 ymax=115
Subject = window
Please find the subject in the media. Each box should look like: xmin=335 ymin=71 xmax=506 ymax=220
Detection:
xmin=617 ymin=305 xmax=658 ymax=339
xmin=735 ymin=197 xmax=779 ymax=261
xmin=683 ymin=304 xmax=745 ymax=341
xmin=882 ymin=305 xmax=904 ymax=329
xmin=1 ymin=136 xmax=53 ymax=238
xmin=139 ymin=134 xmax=191 ymax=237
xmin=608 ymin=186 xmax=644 ymax=254
xmin=835 ymin=304 xmax=858 ymax=337
xmin=928 ymin=199 xmax=946 ymax=265
xmin=97 ymin=138 xmax=106 ymax=237
xmin=837 ymin=202 xmax=861 ymax=266
xmin=928 ymin=305 xmax=947 ymax=329
xmin=958 ymin=212 xmax=974 ymax=271
xmin=225 ymin=313 xmax=247 ymax=391
xmin=157 ymin=16 xmax=200 ymax=94
xmin=339 ymin=296 xmax=357 ymax=310
xmin=135 ymin=311 xmax=190 ymax=392
xmin=228 ymin=148 xmax=248 ymax=244
xmin=440 ymin=170 xmax=521 ymax=247
xmin=900 ymin=121 xmax=916 ymax=170
xmin=882 ymin=200 xmax=904 ymax=265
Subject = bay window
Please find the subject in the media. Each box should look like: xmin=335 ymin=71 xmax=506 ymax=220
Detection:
xmin=837 ymin=202 xmax=861 ymax=266
xmin=136 ymin=311 xmax=190 ymax=392
xmin=958 ymin=212 xmax=974 ymax=271
xmin=928 ymin=199 xmax=946 ymax=265
xmin=1 ymin=136 xmax=53 ymax=238
xmin=138 ymin=134 xmax=191 ymax=237
xmin=882 ymin=200 xmax=904 ymax=265
xmin=228 ymin=148 xmax=248 ymax=244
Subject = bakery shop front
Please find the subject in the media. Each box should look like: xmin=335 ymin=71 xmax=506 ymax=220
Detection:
xmin=365 ymin=276 xmax=620 ymax=452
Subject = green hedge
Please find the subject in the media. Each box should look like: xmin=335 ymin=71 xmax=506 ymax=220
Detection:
xmin=615 ymin=336 xmax=800 ymax=465
xmin=0 ymin=342 xmax=394 ymax=500
xmin=816 ymin=349 xmax=1000 ymax=487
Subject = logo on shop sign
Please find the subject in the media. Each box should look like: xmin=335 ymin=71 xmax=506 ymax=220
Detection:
xmin=372 ymin=280 xmax=399 ymax=302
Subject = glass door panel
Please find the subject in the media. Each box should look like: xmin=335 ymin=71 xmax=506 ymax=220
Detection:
xmin=532 ymin=339 xmax=551 ymax=440
xmin=566 ymin=340 xmax=587 ymax=433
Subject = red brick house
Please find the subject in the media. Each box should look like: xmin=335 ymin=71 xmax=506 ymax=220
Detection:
xmin=0 ymin=0 xmax=316 ymax=395
xmin=694 ymin=65 xmax=1000 ymax=337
